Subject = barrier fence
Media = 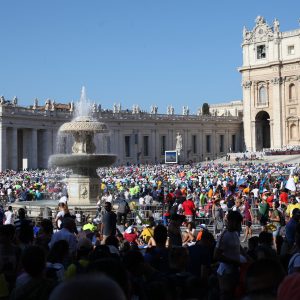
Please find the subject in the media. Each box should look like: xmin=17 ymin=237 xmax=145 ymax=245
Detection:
xmin=6 ymin=200 xmax=265 ymax=234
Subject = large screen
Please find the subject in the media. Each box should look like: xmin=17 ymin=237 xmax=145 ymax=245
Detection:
xmin=165 ymin=150 xmax=178 ymax=164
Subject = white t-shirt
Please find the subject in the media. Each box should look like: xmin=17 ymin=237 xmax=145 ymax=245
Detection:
xmin=56 ymin=211 xmax=65 ymax=229
xmin=252 ymin=188 xmax=259 ymax=198
xmin=4 ymin=210 xmax=14 ymax=225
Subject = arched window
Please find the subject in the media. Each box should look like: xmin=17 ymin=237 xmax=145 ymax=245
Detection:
xmin=258 ymin=86 xmax=267 ymax=105
xmin=290 ymin=124 xmax=297 ymax=139
xmin=289 ymin=84 xmax=296 ymax=100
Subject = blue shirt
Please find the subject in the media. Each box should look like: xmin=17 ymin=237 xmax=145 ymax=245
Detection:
xmin=286 ymin=218 xmax=298 ymax=245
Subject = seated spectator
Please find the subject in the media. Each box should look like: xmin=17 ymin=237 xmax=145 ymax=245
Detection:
xmin=65 ymin=238 xmax=93 ymax=279
xmin=123 ymin=226 xmax=139 ymax=245
xmin=277 ymin=272 xmax=300 ymax=300
xmin=49 ymin=274 xmax=126 ymax=300
xmin=256 ymin=231 xmax=277 ymax=260
xmin=244 ymin=258 xmax=285 ymax=299
xmin=10 ymin=245 xmax=56 ymax=300
xmin=0 ymin=225 xmax=21 ymax=296
xmin=35 ymin=218 xmax=54 ymax=252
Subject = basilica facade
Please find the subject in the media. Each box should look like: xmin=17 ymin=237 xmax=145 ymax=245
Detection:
xmin=240 ymin=16 xmax=300 ymax=151
xmin=0 ymin=98 xmax=243 ymax=171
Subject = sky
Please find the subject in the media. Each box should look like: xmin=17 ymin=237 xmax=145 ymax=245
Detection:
xmin=0 ymin=0 xmax=299 ymax=114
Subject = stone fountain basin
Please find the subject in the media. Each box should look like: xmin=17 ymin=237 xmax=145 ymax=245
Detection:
xmin=48 ymin=154 xmax=117 ymax=169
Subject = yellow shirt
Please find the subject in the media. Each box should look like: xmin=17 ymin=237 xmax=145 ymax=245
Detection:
xmin=286 ymin=203 xmax=300 ymax=217
xmin=140 ymin=227 xmax=154 ymax=243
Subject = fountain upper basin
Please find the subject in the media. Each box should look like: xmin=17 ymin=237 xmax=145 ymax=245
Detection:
xmin=49 ymin=153 xmax=117 ymax=169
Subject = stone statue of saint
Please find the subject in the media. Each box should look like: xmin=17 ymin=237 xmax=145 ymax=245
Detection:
xmin=176 ymin=132 xmax=183 ymax=155
xmin=150 ymin=105 xmax=155 ymax=114
xmin=0 ymin=96 xmax=5 ymax=104
xmin=273 ymin=18 xmax=280 ymax=33
xmin=92 ymin=103 xmax=98 ymax=113
xmin=117 ymin=103 xmax=121 ymax=113
xmin=167 ymin=105 xmax=171 ymax=115
xmin=182 ymin=106 xmax=188 ymax=115
xmin=171 ymin=106 xmax=174 ymax=115
xmin=136 ymin=105 xmax=140 ymax=114
xmin=51 ymin=100 xmax=56 ymax=111
xmin=150 ymin=105 xmax=158 ymax=114
xmin=243 ymin=26 xmax=247 ymax=39
xmin=33 ymin=98 xmax=38 ymax=109
xmin=113 ymin=103 xmax=117 ymax=113
xmin=45 ymin=99 xmax=51 ymax=111
xmin=12 ymin=96 xmax=18 ymax=106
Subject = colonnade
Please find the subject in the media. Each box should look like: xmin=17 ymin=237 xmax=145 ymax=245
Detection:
xmin=0 ymin=126 xmax=54 ymax=171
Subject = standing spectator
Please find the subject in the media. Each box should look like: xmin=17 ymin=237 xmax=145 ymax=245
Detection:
xmin=100 ymin=202 xmax=117 ymax=244
xmin=182 ymin=194 xmax=195 ymax=222
xmin=212 ymin=199 xmax=224 ymax=236
xmin=279 ymin=189 xmax=289 ymax=206
xmin=286 ymin=195 xmax=300 ymax=219
xmin=269 ymin=201 xmax=281 ymax=250
xmin=4 ymin=206 xmax=14 ymax=225
xmin=49 ymin=217 xmax=77 ymax=257
xmin=242 ymin=197 xmax=253 ymax=242
xmin=116 ymin=195 xmax=130 ymax=225
xmin=285 ymin=208 xmax=300 ymax=248
xmin=14 ymin=208 xmax=33 ymax=247
xmin=214 ymin=210 xmax=244 ymax=300
xmin=258 ymin=197 xmax=269 ymax=230
xmin=168 ymin=214 xmax=185 ymax=247
xmin=0 ymin=203 xmax=4 ymax=224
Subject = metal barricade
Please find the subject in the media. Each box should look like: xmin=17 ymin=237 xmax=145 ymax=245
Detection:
xmin=127 ymin=204 xmax=164 ymax=224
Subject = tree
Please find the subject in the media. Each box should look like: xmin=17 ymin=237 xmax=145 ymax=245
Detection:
xmin=202 ymin=103 xmax=210 ymax=115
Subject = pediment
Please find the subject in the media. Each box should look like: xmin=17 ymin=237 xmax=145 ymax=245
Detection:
xmin=243 ymin=16 xmax=274 ymax=44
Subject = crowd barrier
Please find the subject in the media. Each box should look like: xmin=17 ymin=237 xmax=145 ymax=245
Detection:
xmin=8 ymin=200 xmax=265 ymax=234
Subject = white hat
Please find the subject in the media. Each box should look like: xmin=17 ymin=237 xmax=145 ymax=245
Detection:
xmin=59 ymin=196 xmax=68 ymax=204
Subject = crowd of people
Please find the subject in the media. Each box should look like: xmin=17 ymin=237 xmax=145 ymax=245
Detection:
xmin=1 ymin=162 xmax=300 ymax=299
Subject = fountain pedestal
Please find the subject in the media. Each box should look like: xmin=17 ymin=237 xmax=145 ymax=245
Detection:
xmin=67 ymin=176 xmax=100 ymax=205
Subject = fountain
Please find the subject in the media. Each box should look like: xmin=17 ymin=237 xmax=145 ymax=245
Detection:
xmin=48 ymin=87 xmax=116 ymax=205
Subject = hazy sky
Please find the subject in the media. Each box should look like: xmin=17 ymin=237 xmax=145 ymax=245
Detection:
xmin=0 ymin=0 xmax=299 ymax=113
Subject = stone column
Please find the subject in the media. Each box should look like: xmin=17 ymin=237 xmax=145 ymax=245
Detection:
xmin=31 ymin=128 xmax=38 ymax=169
xmin=251 ymin=121 xmax=257 ymax=151
xmin=44 ymin=129 xmax=53 ymax=168
xmin=242 ymin=81 xmax=253 ymax=151
xmin=272 ymin=78 xmax=283 ymax=148
xmin=184 ymin=129 xmax=188 ymax=161
xmin=11 ymin=127 xmax=18 ymax=170
xmin=150 ymin=129 xmax=156 ymax=162
xmin=270 ymin=120 xmax=274 ymax=149
xmin=0 ymin=126 xmax=7 ymax=171
xmin=52 ymin=129 xmax=58 ymax=153
xmin=155 ymin=130 xmax=160 ymax=163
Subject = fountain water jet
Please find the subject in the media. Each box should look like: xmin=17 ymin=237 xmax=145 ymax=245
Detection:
xmin=48 ymin=87 xmax=116 ymax=205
